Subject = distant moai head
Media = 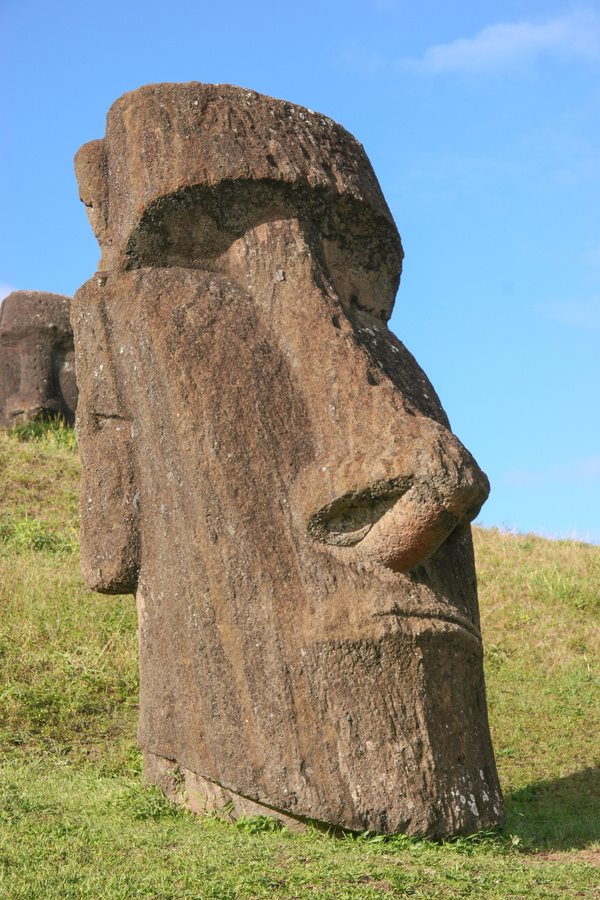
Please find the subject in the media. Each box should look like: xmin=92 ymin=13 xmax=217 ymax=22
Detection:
xmin=73 ymin=83 xmax=503 ymax=837
xmin=0 ymin=291 xmax=77 ymax=427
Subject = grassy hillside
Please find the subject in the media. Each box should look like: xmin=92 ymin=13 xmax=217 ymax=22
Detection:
xmin=1 ymin=421 xmax=599 ymax=899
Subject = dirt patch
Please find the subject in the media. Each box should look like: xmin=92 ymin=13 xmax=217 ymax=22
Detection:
xmin=528 ymin=848 xmax=600 ymax=866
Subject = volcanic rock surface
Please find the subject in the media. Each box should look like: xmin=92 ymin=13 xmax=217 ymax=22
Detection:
xmin=0 ymin=290 xmax=77 ymax=427
xmin=73 ymin=82 xmax=504 ymax=836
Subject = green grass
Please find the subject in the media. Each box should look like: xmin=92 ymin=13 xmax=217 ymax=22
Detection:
xmin=1 ymin=420 xmax=599 ymax=898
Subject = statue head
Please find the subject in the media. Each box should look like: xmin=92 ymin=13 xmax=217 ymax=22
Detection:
xmin=73 ymin=83 xmax=503 ymax=836
xmin=0 ymin=290 xmax=77 ymax=427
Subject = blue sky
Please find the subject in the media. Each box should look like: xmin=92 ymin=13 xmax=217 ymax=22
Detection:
xmin=1 ymin=0 xmax=599 ymax=542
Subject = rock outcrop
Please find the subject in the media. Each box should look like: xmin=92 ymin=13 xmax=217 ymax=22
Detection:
xmin=73 ymin=82 xmax=504 ymax=836
xmin=0 ymin=290 xmax=77 ymax=426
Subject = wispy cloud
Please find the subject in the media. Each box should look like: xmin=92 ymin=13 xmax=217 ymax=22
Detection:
xmin=402 ymin=11 xmax=600 ymax=74
xmin=539 ymin=298 xmax=600 ymax=330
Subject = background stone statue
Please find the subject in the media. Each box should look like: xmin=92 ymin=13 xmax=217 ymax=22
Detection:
xmin=0 ymin=290 xmax=77 ymax=427
xmin=73 ymin=82 xmax=504 ymax=836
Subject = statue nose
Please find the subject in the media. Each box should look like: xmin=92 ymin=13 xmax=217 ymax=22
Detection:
xmin=358 ymin=460 xmax=489 ymax=572
xmin=298 ymin=421 xmax=490 ymax=573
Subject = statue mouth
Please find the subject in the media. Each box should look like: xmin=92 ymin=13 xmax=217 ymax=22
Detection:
xmin=374 ymin=604 xmax=482 ymax=642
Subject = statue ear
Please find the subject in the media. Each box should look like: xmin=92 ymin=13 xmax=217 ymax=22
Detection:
xmin=74 ymin=140 xmax=109 ymax=248
xmin=72 ymin=281 xmax=140 ymax=594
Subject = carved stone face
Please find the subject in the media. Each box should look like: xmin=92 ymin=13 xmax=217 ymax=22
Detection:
xmin=0 ymin=291 xmax=77 ymax=427
xmin=73 ymin=83 xmax=503 ymax=837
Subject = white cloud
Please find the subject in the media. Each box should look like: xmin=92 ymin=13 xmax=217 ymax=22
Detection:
xmin=540 ymin=298 xmax=600 ymax=330
xmin=402 ymin=11 xmax=600 ymax=74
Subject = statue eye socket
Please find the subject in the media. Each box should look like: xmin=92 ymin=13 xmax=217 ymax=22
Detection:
xmin=308 ymin=477 xmax=413 ymax=547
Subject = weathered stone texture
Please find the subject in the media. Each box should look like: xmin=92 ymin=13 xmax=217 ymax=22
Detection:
xmin=73 ymin=82 xmax=504 ymax=836
xmin=0 ymin=290 xmax=77 ymax=427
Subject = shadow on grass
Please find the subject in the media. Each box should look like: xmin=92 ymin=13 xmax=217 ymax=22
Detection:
xmin=504 ymin=765 xmax=600 ymax=850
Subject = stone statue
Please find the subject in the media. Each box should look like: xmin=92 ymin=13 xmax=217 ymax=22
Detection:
xmin=73 ymin=82 xmax=504 ymax=836
xmin=0 ymin=290 xmax=77 ymax=427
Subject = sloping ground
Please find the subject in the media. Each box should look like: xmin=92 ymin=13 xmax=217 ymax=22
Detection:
xmin=0 ymin=421 xmax=599 ymax=899
xmin=474 ymin=526 xmax=600 ymax=850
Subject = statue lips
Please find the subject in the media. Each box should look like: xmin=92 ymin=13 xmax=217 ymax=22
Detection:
xmin=375 ymin=602 xmax=483 ymax=643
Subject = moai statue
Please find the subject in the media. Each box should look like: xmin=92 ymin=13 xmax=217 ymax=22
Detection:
xmin=73 ymin=83 xmax=504 ymax=836
xmin=0 ymin=290 xmax=77 ymax=427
